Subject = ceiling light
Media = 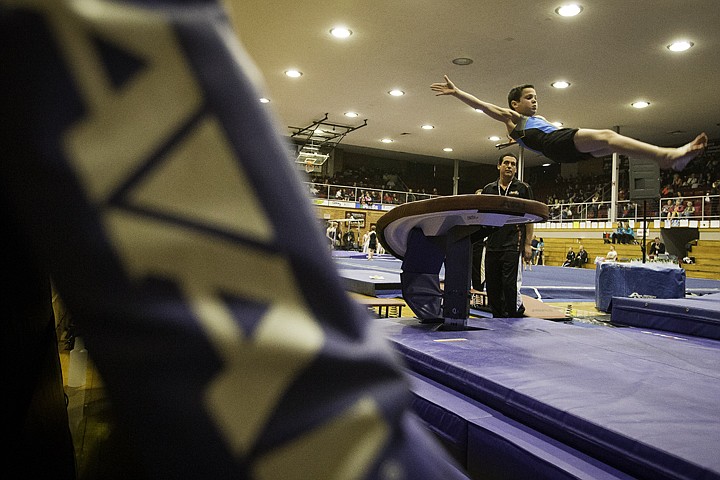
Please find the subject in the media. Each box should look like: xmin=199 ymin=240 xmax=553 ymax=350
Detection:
xmin=259 ymin=97 xmax=270 ymax=104
xmin=344 ymin=111 xmax=359 ymax=118
xmin=443 ymin=147 xmax=453 ymax=152
xmin=667 ymin=40 xmax=694 ymax=52
xmin=388 ymin=89 xmax=405 ymax=97
xmin=488 ymin=136 xmax=501 ymax=141
xmin=631 ymin=101 xmax=650 ymax=109
xmin=551 ymin=81 xmax=570 ymax=89
xmin=452 ymin=57 xmax=473 ymax=65
xmin=330 ymin=26 xmax=352 ymax=38
xmin=555 ymin=4 xmax=583 ymax=17
xmin=421 ymin=124 xmax=434 ymax=130
xmin=542 ymin=163 xmax=552 ymax=167
xmin=284 ymin=69 xmax=303 ymax=78
xmin=380 ymin=138 xmax=394 ymax=143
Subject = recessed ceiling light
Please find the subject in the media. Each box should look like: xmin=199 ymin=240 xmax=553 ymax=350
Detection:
xmin=443 ymin=147 xmax=453 ymax=152
xmin=631 ymin=101 xmax=650 ymax=109
xmin=421 ymin=124 xmax=434 ymax=130
xmin=380 ymin=138 xmax=394 ymax=143
xmin=330 ymin=26 xmax=352 ymax=38
xmin=259 ymin=97 xmax=270 ymax=104
xmin=388 ymin=89 xmax=405 ymax=97
xmin=284 ymin=70 xmax=303 ymax=78
xmin=542 ymin=163 xmax=552 ymax=167
xmin=452 ymin=57 xmax=473 ymax=66
xmin=551 ymin=80 xmax=570 ymax=89
xmin=555 ymin=4 xmax=583 ymax=17
xmin=344 ymin=111 xmax=359 ymax=118
xmin=667 ymin=40 xmax=694 ymax=52
xmin=488 ymin=136 xmax=501 ymax=141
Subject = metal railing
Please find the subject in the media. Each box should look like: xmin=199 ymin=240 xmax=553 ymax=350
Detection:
xmin=544 ymin=194 xmax=720 ymax=224
xmin=307 ymin=182 xmax=437 ymax=209
xmin=305 ymin=180 xmax=720 ymax=224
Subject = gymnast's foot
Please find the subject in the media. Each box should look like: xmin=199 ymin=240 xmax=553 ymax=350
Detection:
xmin=660 ymin=132 xmax=708 ymax=171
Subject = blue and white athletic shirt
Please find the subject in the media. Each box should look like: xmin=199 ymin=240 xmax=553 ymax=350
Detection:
xmin=0 ymin=2 xmax=468 ymax=479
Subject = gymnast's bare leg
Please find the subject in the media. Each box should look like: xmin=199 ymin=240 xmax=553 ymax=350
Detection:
xmin=574 ymin=129 xmax=708 ymax=171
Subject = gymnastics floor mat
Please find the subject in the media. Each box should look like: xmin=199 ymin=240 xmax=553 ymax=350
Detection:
xmin=378 ymin=316 xmax=720 ymax=480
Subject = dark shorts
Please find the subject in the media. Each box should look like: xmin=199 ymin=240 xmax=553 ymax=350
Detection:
xmin=522 ymin=127 xmax=594 ymax=163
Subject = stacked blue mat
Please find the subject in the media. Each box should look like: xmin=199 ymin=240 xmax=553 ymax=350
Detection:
xmin=406 ymin=369 xmax=633 ymax=480
xmin=611 ymin=292 xmax=720 ymax=340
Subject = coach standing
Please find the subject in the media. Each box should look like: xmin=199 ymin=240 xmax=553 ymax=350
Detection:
xmin=477 ymin=153 xmax=534 ymax=317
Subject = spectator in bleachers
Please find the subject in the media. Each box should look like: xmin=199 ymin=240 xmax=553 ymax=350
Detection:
xmin=623 ymin=223 xmax=637 ymax=244
xmin=562 ymin=246 xmax=576 ymax=267
xmin=672 ymin=198 xmax=685 ymax=218
xmin=574 ymin=245 xmax=589 ymax=268
xmin=620 ymin=203 xmax=632 ymax=218
xmin=611 ymin=222 xmax=625 ymax=244
xmin=589 ymin=192 xmax=600 ymax=218
xmin=605 ymin=245 xmax=618 ymax=261
xmin=663 ymin=199 xmax=675 ymax=219
xmin=649 ymin=237 xmax=666 ymax=258
xmin=672 ymin=173 xmax=684 ymax=190
xmin=683 ymin=200 xmax=695 ymax=217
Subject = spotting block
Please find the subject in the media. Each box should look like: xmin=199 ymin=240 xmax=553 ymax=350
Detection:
xmin=595 ymin=261 xmax=685 ymax=313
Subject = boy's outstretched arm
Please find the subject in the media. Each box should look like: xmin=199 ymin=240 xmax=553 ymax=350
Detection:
xmin=431 ymin=75 xmax=521 ymax=129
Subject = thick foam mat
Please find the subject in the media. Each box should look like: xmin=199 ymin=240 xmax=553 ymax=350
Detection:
xmin=379 ymin=316 xmax=720 ymax=480
xmin=406 ymin=369 xmax=634 ymax=480
xmin=595 ymin=262 xmax=686 ymax=312
xmin=611 ymin=292 xmax=720 ymax=340
xmin=336 ymin=268 xmax=402 ymax=296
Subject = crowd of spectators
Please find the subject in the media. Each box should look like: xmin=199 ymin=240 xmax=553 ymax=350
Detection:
xmin=533 ymin=148 xmax=720 ymax=220
xmin=303 ymin=142 xmax=720 ymax=218
xmin=307 ymin=165 xmax=439 ymax=205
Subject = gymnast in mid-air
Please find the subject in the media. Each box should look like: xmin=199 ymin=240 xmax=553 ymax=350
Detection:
xmin=431 ymin=75 xmax=707 ymax=171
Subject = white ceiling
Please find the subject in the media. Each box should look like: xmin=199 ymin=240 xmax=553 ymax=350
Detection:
xmin=228 ymin=1 xmax=720 ymax=168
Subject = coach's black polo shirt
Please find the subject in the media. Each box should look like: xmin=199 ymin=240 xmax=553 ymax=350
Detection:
xmin=479 ymin=178 xmax=534 ymax=251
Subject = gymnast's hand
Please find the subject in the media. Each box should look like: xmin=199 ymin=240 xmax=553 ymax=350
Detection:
xmin=430 ymin=75 xmax=457 ymax=95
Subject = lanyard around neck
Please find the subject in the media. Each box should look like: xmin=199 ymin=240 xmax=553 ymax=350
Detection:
xmin=498 ymin=182 xmax=511 ymax=196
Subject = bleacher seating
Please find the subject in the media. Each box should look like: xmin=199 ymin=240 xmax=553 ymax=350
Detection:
xmin=539 ymin=237 xmax=720 ymax=280
xmin=541 ymin=237 xmax=642 ymax=267
xmin=682 ymin=240 xmax=720 ymax=280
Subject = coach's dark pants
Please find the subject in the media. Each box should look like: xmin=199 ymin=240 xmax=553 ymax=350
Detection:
xmin=484 ymin=249 xmax=524 ymax=318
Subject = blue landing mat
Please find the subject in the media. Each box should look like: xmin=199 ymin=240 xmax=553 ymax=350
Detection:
xmin=378 ymin=316 xmax=720 ymax=480
xmin=407 ymin=370 xmax=633 ymax=480
xmin=612 ymin=292 xmax=720 ymax=340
